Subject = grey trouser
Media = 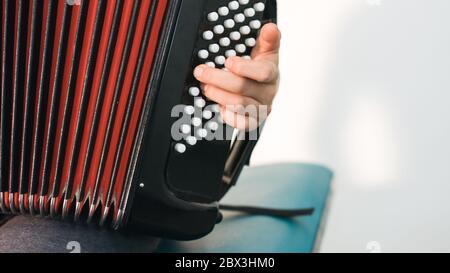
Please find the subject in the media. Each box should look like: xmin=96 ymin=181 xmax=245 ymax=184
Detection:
xmin=0 ymin=215 xmax=160 ymax=253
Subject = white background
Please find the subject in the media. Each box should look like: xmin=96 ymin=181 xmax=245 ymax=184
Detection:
xmin=252 ymin=0 xmax=450 ymax=252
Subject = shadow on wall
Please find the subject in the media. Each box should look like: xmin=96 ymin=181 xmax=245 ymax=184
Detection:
xmin=315 ymin=0 xmax=450 ymax=189
xmin=318 ymin=0 xmax=450 ymax=252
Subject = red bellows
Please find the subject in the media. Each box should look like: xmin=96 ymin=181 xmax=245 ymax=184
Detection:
xmin=0 ymin=0 xmax=168 ymax=225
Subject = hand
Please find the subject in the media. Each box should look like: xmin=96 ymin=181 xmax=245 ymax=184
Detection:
xmin=193 ymin=23 xmax=281 ymax=131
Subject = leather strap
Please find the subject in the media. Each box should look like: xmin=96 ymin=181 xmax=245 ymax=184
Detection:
xmin=219 ymin=204 xmax=315 ymax=218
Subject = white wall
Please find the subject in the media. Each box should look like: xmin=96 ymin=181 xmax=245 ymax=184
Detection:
xmin=252 ymin=0 xmax=450 ymax=252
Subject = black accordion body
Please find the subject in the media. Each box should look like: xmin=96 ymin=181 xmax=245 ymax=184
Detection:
xmin=0 ymin=0 xmax=276 ymax=239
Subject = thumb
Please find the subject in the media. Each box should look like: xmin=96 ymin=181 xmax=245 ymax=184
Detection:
xmin=252 ymin=23 xmax=281 ymax=61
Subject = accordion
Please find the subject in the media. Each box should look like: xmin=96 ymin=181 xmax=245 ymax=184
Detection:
xmin=0 ymin=0 xmax=275 ymax=240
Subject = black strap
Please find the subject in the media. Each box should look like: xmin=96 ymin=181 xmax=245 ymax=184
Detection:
xmin=219 ymin=204 xmax=314 ymax=218
xmin=217 ymin=2 xmax=278 ymax=201
xmin=217 ymin=1 xmax=290 ymax=218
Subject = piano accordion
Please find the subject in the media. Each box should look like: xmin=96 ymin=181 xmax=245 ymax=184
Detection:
xmin=0 ymin=0 xmax=274 ymax=239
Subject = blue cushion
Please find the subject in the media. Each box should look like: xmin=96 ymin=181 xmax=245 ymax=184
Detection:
xmin=159 ymin=163 xmax=333 ymax=253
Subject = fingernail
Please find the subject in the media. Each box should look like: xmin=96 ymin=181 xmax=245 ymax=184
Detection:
xmin=194 ymin=66 xmax=204 ymax=79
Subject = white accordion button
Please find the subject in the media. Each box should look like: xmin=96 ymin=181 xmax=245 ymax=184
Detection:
xmin=189 ymin=87 xmax=200 ymax=96
xmin=198 ymin=49 xmax=209 ymax=59
xmin=218 ymin=6 xmax=229 ymax=16
xmin=254 ymin=2 xmax=266 ymax=12
xmin=186 ymin=136 xmax=198 ymax=146
xmin=181 ymin=124 xmax=191 ymax=134
xmin=209 ymin=43 xmax=220 ymax=53
xmin=225 ymin=49 xmax=237 ymax=58
xmin=244 ymin=8 xmax=256 ymax=17
xmin=175 ymin=143 xmax=187 ymax=154
xmin=219 ymin=37 xmax=231 ymax=47
xmin=195 ymin=98 xmax=206 ymax=108
xmin=206 ymin=61 xmax=215 ymax=68
xmin=211 ymin=104 xmax=221 ymax=113
xmin=184 ymin=105 xmax=195 ymax=115
xmin=224 ymin=19 xmax=235 ymax=29
xmin=215 ymin=56 xmax=226 ymax=65
xmin=213 ymin=25 xmax=225 ymax=35
xmin=239 ymin=0 xmax=250 ymax=5
xmin=243 ymin=55 xmax=252 ymax=60
xmin=229 ymin=1 xmax=239 ymax=10
xmin=203 ymin=110 xmax=213 ymax=120
xmin=192 ymin=117 xmax=202 ymax=127
xmin=230 ymin=31 xmax=241 ymax=41
xmin=202 ymin=30 xmax=214 ymax=40
xmin=208 ymin=12 xmax=219 ymax=22
xmin=249 ymin=20 xmax=261 ymax=29
xmin=208 ymin=121 xmax=219 ymax=131
xmin=245 ymin=37 xmax=256 ymax=47
xmin=234 ymin=13 xmax=245 ymax=23
xmin=197 ymin=128 xmax=208 ymax=138
xmin=240 ymin=25 xmax=251 ymax=35
xmin=235 ymin=44 xmax=247 ymax=54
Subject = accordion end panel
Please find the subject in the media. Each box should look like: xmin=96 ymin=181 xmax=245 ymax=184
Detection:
xmin=126 ymin=0 xmax=270 ymax=239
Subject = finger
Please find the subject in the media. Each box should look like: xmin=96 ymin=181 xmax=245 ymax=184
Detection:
xmin=252 ymin=23 xmax=281 ymax=60
xmin=220 ymin=107 xmax=260 ymax=131
xmin=204 ymin=85 xmax=269 ymax=120
xmin=202 ymin=79 xmax=276 ymax=106
xmin=203 ymin=85 xmax=261 ymax=113
xmin=225 ymin=57 xmax=279 ymax=83
xmin=194 ymin=65 xmax=257 ymax=96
